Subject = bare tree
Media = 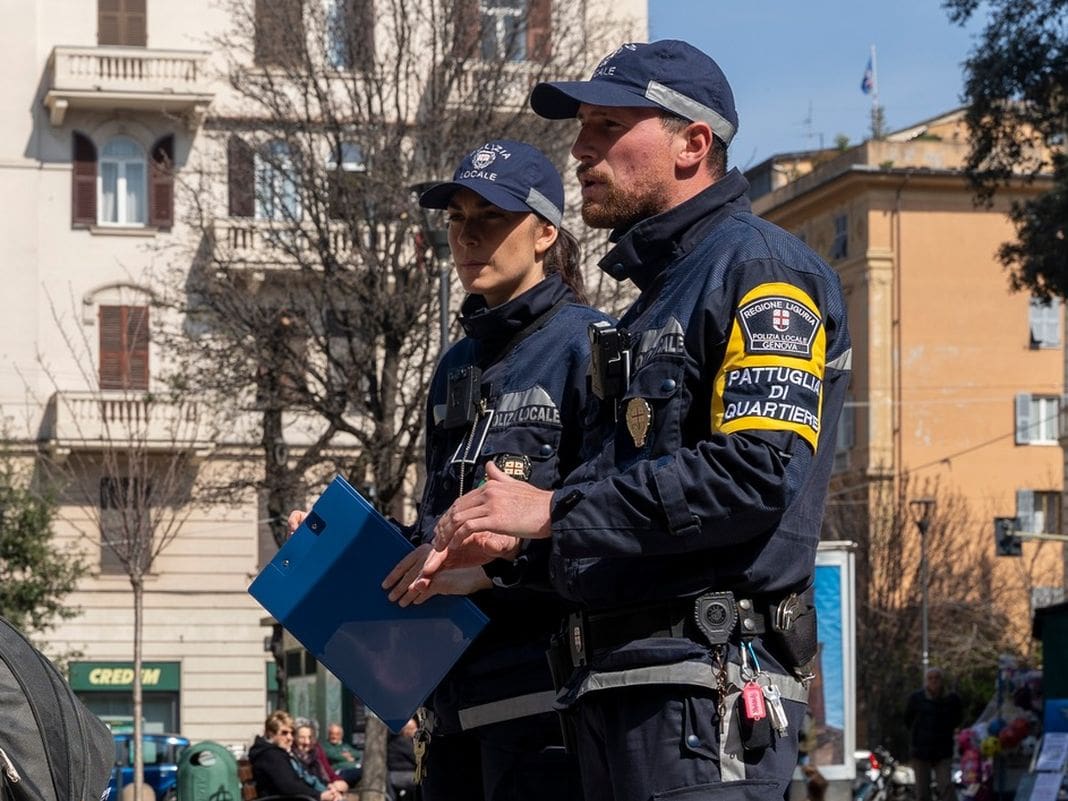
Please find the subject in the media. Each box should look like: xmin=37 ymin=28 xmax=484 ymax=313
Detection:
xmin=35 ymin=296 xmax=214 ymax=801
xmin=824 ymin=476 xmax=1020 ymax=754
xmin=152 ymin=1 xmax=635 ymax=796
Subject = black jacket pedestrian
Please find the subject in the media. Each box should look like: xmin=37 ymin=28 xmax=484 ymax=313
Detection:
xmin=905 ymin=688 xmax=963 ymax=761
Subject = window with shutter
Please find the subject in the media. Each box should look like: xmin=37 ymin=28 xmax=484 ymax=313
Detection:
xmin=99 ymin=136 xmax=147 ymax=226
xmin=98 ymin=0 xmax=147 ymax=46
xmin=72 ymin=132 xmax=98 ymax=228
xmin=480 ymin=0 xmax=527 ymax=61
xmin=99 ymin=305 xmax=150 ymax=390
xmin=1018 ymin=489 xmax=1061 ymax=534
xmin=1015 ymin=393 xmax=1059 ymax=444
xmin=255 ymin=140 xmax=301 ymax=221
xmin=149 ymin=135 xmax=175 ymax=230
xmin=99 ymin=476 xmax=153 ymax=574
xmin=255 ymin=0 xmax=306 ymax=67
xmin=228 ymin=136 xmax=256 ymax=218
xmin=1029 ymin=297 xmax=1061 ymax=348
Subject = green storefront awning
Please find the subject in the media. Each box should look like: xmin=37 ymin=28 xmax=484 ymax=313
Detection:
xmin=70 ymin=661 xmax=180 ymax=692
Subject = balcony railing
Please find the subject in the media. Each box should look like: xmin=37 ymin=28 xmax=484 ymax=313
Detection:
xmin=44 ymin=45 xmax=213 ymax=128
xmin=211 ymin=218 xmax=387 ymax=271
xmin=42 ymin=391 xmax=216 ymax=458
xmin=445 ymin=61 xmax=583 ymax=112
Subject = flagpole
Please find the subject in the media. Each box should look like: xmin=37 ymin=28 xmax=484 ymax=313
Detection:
xmin=870 ymin=43 xmax=879 ymax=114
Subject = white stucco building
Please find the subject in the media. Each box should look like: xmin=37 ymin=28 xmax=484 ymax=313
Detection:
xmin=0 ymin=0 xmax=646 ymax=752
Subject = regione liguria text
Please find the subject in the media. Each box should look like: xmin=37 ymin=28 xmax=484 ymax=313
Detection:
xmin=713 ymin=281 xmax=826 ymax=450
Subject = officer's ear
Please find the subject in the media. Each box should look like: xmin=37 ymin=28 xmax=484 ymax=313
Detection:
xmin=675 ymin=120 xmax=713 ymax=175
xmin=533 ymin=218 xmax=559 ymax=259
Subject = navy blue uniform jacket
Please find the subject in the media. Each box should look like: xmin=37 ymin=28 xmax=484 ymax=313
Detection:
xmin=547 ymin=170 xmax=852 ymax=671
xmin=411 ymin=273 xmax=614 ymax=732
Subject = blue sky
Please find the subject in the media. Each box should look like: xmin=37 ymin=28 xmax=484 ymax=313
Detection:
xmin=648 ymin=1 xmax=986 ymax=170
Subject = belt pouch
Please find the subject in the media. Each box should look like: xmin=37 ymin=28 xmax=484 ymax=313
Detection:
xmin=770 ymin=593 xmax=818 ymax=671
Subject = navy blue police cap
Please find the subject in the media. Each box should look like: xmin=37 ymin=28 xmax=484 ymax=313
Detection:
xmin=419 ymin=139 xmax=564 ymax=226
xmin=529 ymin=40 xmax=738 ymax=146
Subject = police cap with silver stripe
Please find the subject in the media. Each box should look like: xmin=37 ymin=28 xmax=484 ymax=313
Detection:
xmin=419 ymin=139 xmax=564 ymax=226
xmin=529 ymin=40 xmax=738 ymax=146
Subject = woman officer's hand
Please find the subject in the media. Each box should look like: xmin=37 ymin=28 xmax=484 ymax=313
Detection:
xmin=382 ymin=543 xmax=493 ymax=607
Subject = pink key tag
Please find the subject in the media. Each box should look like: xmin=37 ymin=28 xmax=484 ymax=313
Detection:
xmin=742 ymin=681 xmax=767 ymax=720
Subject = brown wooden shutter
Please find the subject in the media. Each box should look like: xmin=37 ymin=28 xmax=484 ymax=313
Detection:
xmin=72 ymin=132 xmax=97 ymax=228
xmin=527 ymin=0 xmax=551 ymax=63
xmin=98 ymin=0 xmax=147 ymax=46
xmin=452 ymin=0 xmax=480 ymax=58
xmin=100 ymin=305 xmax=149 ymax=390
xmin=99 ymin=306 xmax=125 ymax=389
xmin=149 ymin=135 xmax=174 ymax=230
xmin=228 ymin=135 xmax=255 ymax=218
xmin=126 ymin=305 xmax=149 ymax=389
xmin=255 ymin=0 xmax=305 ymax=67
xmin=98 ymin=0 xmax=122 ymax=45
xmin=124 ymin=0 xmax=147 ymax=46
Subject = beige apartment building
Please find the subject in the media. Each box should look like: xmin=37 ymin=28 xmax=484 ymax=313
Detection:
xmin=748 ymin=110 xmax=1065 ymax=634
xmin=0 ymin=0 xmax=646 ymax=750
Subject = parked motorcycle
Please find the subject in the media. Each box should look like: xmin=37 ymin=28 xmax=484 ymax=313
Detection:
xmin=854 ymin=746 xmax=917 ymax=801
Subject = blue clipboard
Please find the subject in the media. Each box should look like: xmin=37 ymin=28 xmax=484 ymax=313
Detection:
xmin=248 ymin=475 xmax=489 ymax=732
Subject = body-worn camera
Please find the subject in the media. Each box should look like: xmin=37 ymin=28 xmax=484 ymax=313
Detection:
xmin=444 ymin=364 xmax=482 ymax=429
xmin=693 ymin=591 xmax=738 ymax=645
xmin=588 ymin=321 xmax=631 ymax=402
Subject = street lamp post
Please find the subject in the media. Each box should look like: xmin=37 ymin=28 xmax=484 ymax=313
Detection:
xmin=909 ymin=497 xmax=936 ymax=676
xmin=410 ymin=181 xmax=453 ymax=349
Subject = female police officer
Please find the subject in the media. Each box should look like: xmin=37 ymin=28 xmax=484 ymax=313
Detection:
xmin=381 ymin=140 xmax=609 ymax=801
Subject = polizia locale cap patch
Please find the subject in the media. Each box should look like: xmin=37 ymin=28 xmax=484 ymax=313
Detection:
xmin=529 ymin=40 xmax=738 ymax=146
xmin=419 ymin=139 xmax=564 ymax=226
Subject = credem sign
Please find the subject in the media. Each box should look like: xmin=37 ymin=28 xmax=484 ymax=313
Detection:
xmin=69 ymin=662 xmax=180 ymax=692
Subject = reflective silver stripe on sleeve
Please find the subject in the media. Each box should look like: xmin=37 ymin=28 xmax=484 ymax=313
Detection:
xmin=827 ymin=347 xmax=853 ymax=372
xmin=525 ymin=187 xmax=562 ymax=226
xmin=645 ymin=80 xmax=736 ymax=145
xmin=567 ymin=660 xmax=809 ymax=705
xmin=457 ymin=690 xmax=559 ymax=730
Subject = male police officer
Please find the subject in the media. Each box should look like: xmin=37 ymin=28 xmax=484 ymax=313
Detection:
xmin=420 ymin=40 xmax=852 ymax=800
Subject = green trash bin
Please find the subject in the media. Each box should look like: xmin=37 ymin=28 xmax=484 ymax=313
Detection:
xmin=177 ymin=741 xmax=240 ymax=801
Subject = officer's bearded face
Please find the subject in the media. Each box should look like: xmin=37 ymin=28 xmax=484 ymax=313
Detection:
xmin=573 ymin=104 xmax=675 ymax=231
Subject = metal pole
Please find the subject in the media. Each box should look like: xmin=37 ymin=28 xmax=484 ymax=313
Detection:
xmin=909 ymin=498 xmax=934 ymax=677
xmin=920 ymin=522 xmax=929 ymax=675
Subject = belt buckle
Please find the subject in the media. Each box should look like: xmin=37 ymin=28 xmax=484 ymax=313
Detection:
xmin=567 ymin=612 xmax=587 ymax=667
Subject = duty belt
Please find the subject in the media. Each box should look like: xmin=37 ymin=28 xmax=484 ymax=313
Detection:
xmin=566 ymin=591 xmax=779 ymax=668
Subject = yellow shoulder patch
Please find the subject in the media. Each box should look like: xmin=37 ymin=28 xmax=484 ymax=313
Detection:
xmin=712 ymin=282 xmax=826 ymax=450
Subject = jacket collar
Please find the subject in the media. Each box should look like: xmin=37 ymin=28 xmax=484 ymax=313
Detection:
xmin=598 ymin=168 xmax=752 ymax=291
xmin=459 ymin=272 xmax=572 ymax=352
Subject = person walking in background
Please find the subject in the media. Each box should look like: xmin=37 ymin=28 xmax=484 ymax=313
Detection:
xmin=905 ymin=667 xmax=963 ymax=801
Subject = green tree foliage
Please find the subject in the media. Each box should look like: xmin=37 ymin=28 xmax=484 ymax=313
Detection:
xmin=0 ymin=453 xmax=85 ymax=635
xmin=944 ymin=0 xmax=1068 ymax=298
